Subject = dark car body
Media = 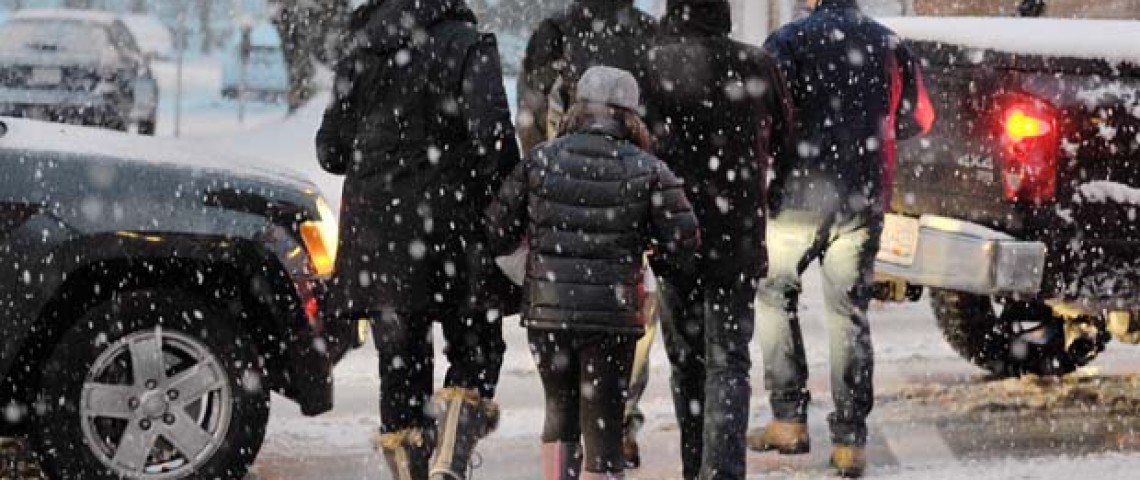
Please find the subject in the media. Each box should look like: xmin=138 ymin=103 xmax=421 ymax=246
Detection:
xmin=0 ymin=116 xmax=352 ymax=424
xmin=0 ymin=9 xmax=158 ymax=134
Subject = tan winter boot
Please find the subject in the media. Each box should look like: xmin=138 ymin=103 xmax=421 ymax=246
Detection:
xmin=830 ymin=445 xmax=867 ymax=478
xmin=747 ymin=420 xmax=811 ymax=454
xmin=428 ymin=387 xmax=501 ymax=479
xmin=374 ymin=429 xmax=432 ymax=480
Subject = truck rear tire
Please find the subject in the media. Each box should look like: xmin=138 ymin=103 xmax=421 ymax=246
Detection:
xmin=930 ymin=289 xmax=1104 ymax=377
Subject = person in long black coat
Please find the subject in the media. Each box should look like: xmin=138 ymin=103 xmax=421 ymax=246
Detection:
xmin=315 ymin=1 xmax=521 ymax=478
xmin=641 ymin=1 xmax=792 ymax=478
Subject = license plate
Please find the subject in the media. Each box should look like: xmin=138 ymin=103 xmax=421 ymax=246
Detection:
xmin=29 ymin=67 xmax=62 ymax=86
xmin=877 ymin=215 xmax=920 ymax=266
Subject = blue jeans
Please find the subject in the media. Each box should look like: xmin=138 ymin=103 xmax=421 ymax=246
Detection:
xmin=756 ymin=210 xmax=881 ymax=446
xmin=659 ymin=273 xmax=758 ymax=480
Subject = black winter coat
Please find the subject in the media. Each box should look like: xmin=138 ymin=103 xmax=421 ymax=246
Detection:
xmin=764 ymin=0 xmax=933 ymax=216
xmin=517 ymin=0 xmax=658 ymax=152
xmin=484 ymin=120 xmax=699 ymax=334
xmin=316 ymin=0 xmax=521 ymax=318
xmin=643 ymin=3 xmax=791 ymax=283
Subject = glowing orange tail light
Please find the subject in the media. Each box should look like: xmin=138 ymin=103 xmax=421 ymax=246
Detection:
xmin=1005 ymin=109 xmax=1052 ymax=142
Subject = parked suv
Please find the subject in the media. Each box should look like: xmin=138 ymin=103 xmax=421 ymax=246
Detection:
xmin=0 ymin=117 xmax=354 ymax=478
xmin=873 ymin=15 xmax=1140 ymax=377
xmin=0 ymin=9 xmax=158 ymax=135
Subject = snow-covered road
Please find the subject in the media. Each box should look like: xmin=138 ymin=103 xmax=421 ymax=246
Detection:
xmin=156 ymin=73 xmax=1140 ymax=479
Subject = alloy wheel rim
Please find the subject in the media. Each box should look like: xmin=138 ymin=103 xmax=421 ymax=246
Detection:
xmin=79 ymin=327 xmax=232 ymax=479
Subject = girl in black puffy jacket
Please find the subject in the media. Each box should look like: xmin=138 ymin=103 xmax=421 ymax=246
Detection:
xmin=485 ymin=66 xmax=699 ymax=480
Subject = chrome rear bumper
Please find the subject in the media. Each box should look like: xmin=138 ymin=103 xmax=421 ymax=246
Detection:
xmin=875 ymin=214 xmax=1046 ymax=295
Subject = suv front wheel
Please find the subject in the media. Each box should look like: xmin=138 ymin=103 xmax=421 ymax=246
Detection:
xmin=32 ymin=290 xmax=270 ymax=479
xmin=931 ymin=289 xmax=1107 ymax=377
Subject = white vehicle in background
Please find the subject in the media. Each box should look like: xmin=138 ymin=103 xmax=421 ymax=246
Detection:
xmin=0 ymin=9 xmax=159 ymax=135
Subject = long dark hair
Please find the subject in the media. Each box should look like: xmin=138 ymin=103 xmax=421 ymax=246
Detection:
xmin=557 ymin=102 xmax=655 ymax=151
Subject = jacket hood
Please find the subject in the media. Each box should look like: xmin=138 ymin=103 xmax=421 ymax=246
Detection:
xmin=350 ymin=0 xmax=477 ymax=52
xmin=661 ymin=0 xmax=732 ymax=37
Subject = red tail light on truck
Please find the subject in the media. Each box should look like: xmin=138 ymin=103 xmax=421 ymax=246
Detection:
xmin=1000 ymin=96 xmax=1060 ymax=204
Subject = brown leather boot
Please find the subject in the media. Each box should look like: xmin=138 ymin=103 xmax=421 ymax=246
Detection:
xmin=374 ymin=429 xmax=432 ymax=480
xmin=830 ymin=445 xmax=867 ymax=478
xmin=746 ymin=420 xmax=810 ymax=454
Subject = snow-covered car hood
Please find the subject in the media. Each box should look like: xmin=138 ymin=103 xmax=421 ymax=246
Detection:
xmin=0 ymin=117 xmax=315 ymax=193
xmin=879 ymin=16 xmax=1140 ymax=68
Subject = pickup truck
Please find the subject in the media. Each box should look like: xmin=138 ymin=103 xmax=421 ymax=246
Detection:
xmin=874 ymin=16 xmax=1140 ymax=377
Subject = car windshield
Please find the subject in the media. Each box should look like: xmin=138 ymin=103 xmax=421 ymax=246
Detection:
xmin=0 ymin=19 xmax=112 ymax=55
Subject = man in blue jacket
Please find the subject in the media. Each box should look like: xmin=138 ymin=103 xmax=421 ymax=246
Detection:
xmin=749 ymin=0 xmax=933 ymax=477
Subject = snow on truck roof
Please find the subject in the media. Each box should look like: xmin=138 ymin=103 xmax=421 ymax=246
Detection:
xmin=9 ymin=8 xmax=119 ymax=25
xmin=0 ymin=117 xmax=315 ymax=192
xmin=879 ymin=16 xmax=1140 ymax=67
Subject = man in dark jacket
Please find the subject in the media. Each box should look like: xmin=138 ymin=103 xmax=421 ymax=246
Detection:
xmin=517 ymin=0 xmax=660 ymax=464
xmin=641 ymin=1 xmax=791 ymax=478
xmin=517 ymin=0 xmax=658 ymax=153
xmin=749 ymin=0 xmax=933 ymax=477
xmin=315 ymin=1 xmax=521 ymax=479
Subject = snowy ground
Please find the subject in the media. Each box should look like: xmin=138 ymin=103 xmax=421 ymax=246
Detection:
xmin=142 ymin=66 xmax=1140 ymax=479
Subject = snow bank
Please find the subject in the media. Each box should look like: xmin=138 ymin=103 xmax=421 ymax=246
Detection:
xmin=1077 ymin=181 xmax=1140 ymax=205
xmin=879 ymin=16 xmax=1140 ymax=67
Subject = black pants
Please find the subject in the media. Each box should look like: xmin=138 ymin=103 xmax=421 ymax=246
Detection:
xmin=372 ymin=308 xmax=506 ymax=433
xmin=528 ymin=330 xmax=638 ymax=474
xmin=659 ymin=274 xmax=759 ymax=480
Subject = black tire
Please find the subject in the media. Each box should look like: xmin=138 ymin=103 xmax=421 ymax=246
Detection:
xmin=31 ymin=290 xmax=269 ymax=479
xmin=930 ymin=289 xmax=1104 ymax=377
